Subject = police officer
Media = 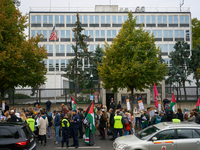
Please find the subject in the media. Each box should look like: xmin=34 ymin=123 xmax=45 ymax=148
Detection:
xmin=70 ymin=110 xmax=80 ymax=148
xmin=26 ymin=116 xmax=35 ymax=132
xmin=113 ymin=111 xmax=124 ymax=139
xmin=61 ymin=114 xmax=70 ymax=148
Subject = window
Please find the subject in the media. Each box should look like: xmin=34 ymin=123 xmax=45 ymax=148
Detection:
xmin=163 ymin=44 xmax=168 ymax=53
xmin=124 ymin=16 xmax=128 ymax=22
xmin=152 ymin=16 xmax=156 ymax=23
xmin=79 ymin=15 xmax=82 ymax=22
xmin=180 ymin=15 xmax=189 ymax=23
xmin=186 ymin=30 xmax=190 ymax=38
xmin=89 ymin=30 xmax=94 ymax=38
xmin=43 ymin=15 xmax=47 ymax=23
xmin=169 ymin=44 xmax=174 ymax=52
xmin=138 ymin=126 xmax=160 ymax=140
xmin=66 ymin=45 xmax=71 ymax=53
xmin=95 ymin=16 xmax=99 ymax=23
xmin=164 ymin=59 xmax=168 ymax=65
xmin=95 ymin=30 xmax=99 ymax=38
xmin=112 ymin=30 xmax=117 ymax=38
xmin=158 ymin=44 xmax=162 ymax=51
xmin=185 ymin=16 xmax=189 ymax=23
xmin=61 ymin=30 xmax=65 ymax=38
xmin=193 ymin=130 xmax=200 ymax=138
xmin=177 ymin=129 xmax=192 ymax=139
xmin=175 ymin=30 xmax=184 ymax=38
xmin=84 ymin=58 xmax=88 ymax=67
xmin=43 ymin=30 xmax=47 ymax=38
xmin=106 ymin=16 xmax=110 ymax=23
xmin=60 ymin=15 xmax=64 ymax=23
xmin=49 ymin=59 xmax=53 ymax=67
xmin=55 ymin=15 xmax=59 ymax=23
xmin=154 ymin=130 xmax=175 ymax=140
xmin=61 ymin=59 xmax=65 ymax=68
xmin=44 ymin=59 xmax=47 ymax=67
xmin=56 ymin=59 xmax=59 ymax=68
xmin=66 ymin=30 xmax=70 ymax=38
xmin=169 ymin=15 xmax=178 ymax=23
xmin=83 ymin=16 xmax=88 ymax=23
xmin=112 ymin=16 xmax=117 ymax=23
xmin=101 ymin=16 xmax=105 ymax=23
xmin=31 ymin=15 xmax=36 ymax=23
xmin=66 ymin=59 xmax=70 ymax=66
xmin=89 ymin=16 xmax=94 ymax=23
xmin=49 ymin=15 xmax=53 ymax=23
xmin=140 ymin=16 xmax=145 ymax=24
xmin=146 ymin=16 xmax=156 ymax=23
xmin=49 ymin=45 xmax=53 ymax=53
xmin=107 ymin=30 xmax=111 ymax=38
xmin=101 ymin=44 xmax=105 ymax=50
xmin=37 ymin=16 xmax=41 ymax=23
xmin=0 ymin=129 xmax=13 ymax=138
xmin=84 ymin=30 xmax=88 ymax=36
xmin=31 ymin=30 xmax=35 ymax=37
xmin=66 ymin=15 xmax=71 ymax=23
xmin=56 ymin=45 xmax=59 ymax=53
xmin=72 ymin=15 xmax=76 ymax=23
xmin=118 ymin=16 xmax=122 ymax=23
xmin=163 ymin=30 xmax=173 ymax=38
xmin=152 ymin=30 xmax=162 ymax=38
xmin=90 ymin=45 xmax=94 ymax=52
xmin=60 ymin=45 xmax=65 ymax=53
xmin=101 ymin=30 xmax=105 ymax=38
xmin=157 ymin=15 xmax=167 ymax=24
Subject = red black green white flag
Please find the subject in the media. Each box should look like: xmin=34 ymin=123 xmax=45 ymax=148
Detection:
xmin=71 ymin=96 xmax=76 ymax=110
xmin=196 ymin=97 xmax=200 ymax=112
xmin=170 ymin=93 xmax=176 ymax=112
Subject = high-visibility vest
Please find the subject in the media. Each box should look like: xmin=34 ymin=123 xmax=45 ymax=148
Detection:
xmin=26 ymin=118 xmax=35 ymax=132
xmin=62 ymin=119 xmax=70 ymax=128
xmin=114 ymin=115 xmax=123 ymax=129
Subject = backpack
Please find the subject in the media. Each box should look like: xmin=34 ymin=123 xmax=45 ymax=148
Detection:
xmin=123 ymin=117 xmax=129 ymax=125
xmin=155 ymin=116 xmax=162 ymax=124
xmin=107 ymin=127 xmax=113 ymax=136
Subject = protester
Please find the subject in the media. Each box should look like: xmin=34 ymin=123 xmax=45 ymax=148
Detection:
xmin=46 ymin=99 xmax=52 ymax=112
xmin=38 ymin=111 xmax=48 ymax=146
xmin=34 ymin=100 xmax=40 ymax=107
xmin=109 ymin=108 xmax=115 ymax=140
xmin=26 ymin=115 xmax=35 ymax=132
xmin=113 ymin=111 xmax=124 ymax=139
xmin=67 ymin=107 xmax=73 ymax=138
xmin=176 ymin=108 xmax=183 ymax=121
xmin=141 ymin=109 xmax=149 ymax=129
xmin=163 ymin=97 xmax=170 ymax=107
xmin=78 ymin=108 xmax=84 ymax=139
xmin=7 ymin=110 xmax=18 ymax=122
xmin=53 ymin=110 xmax=61 ymax=145
xmin=117 ymin=101 xmax=122 ymax=109
xmin=20 ymin=112 xmax=27 ymax=122
xmin=160 ymin=111 xmax=167 ymax=122
xmin=151 ymin=111 xmax=161 ymax=125
xmin=61 ymin=114 xmax=70 ymax=148
xmin=61 ymin=103 xmax=68 ymax=114
xmin=134 ymin=105 xmax=142 ymax=130
xmin=167 ymin=110 xmax=174 ymax=122
xmin=123 ymin=112 xmax=131 ymax=135
xmin=193 ymin=109 xmax=200 ymax=124
xmin=109 ymin=99 xmax=115 ymax=112
xmin=130 ymin=113 xmax=135 ymax=135
xmin=71 ymin=110 xmax=80 ymax=148
xmin=183 ymin=108 xmax=189 ymax=121
xmin=99 ymin=110 xmax=107 ymax=140
xmin=47 ymin=111 xmax=53 ymax=139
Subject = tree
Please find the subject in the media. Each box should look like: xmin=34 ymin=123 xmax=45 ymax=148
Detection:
xmin=98 ymin=12 xmax=167 ymax=112
xmin=0 ymin=0 xmax=47 ymax=102
xmin=166 ymin=41 xmax=191 ymax=101
xmin=12 ymin=0 xmax=20 ymax=7
xmin=192 ymin=18 xmax=200 ymax=49
xmin=65 ymin=13 xmax=91 ymax=99
xmin=90 ymin=45 xmax=104 ymax=92
xmin=189 ymin=46 xmax=200 ymax=99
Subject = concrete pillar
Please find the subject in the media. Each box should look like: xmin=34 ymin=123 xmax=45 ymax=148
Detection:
xmin=102 ymin=88 xmax=106 ymax=105
xmin=117 ymin=91 xmax=121 ymax=104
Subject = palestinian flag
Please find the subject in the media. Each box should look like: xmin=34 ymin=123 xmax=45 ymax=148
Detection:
xmin=71 ymin=96 xmax=76 ymax=110
xmin=170 ymin=93 xmax=176 ymax=112
xmin=83 ymin=101 xmax=95 ymax=144
xmin=196 ymin=97 xmax=200 ymax=112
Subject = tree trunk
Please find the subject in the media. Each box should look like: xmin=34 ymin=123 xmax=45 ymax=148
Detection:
xmin=131 ymin=88 xmax=134 ymax=113
xmin=183 ymin=81 xmax=187 ymax=101
xmin=98 ymin=76 xmax=100 ymax=103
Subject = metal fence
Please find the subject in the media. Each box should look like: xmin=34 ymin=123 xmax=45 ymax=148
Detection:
xmin=3 ymin=88 xmax=102 ymax=105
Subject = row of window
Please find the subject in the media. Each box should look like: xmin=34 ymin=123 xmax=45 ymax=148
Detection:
xmin=31 ymin=15 xmax=190 ymax=24
xmin=31 ymin=29 xmax=190 ymax=39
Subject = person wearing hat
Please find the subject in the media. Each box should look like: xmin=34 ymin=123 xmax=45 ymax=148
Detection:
xmin=113 ymin=111 xmax=124 ymax=140
xmin=61 ymin=114 xmax=70 ymax=148
xmin=70 ymin=110 xmax=80 ymax=148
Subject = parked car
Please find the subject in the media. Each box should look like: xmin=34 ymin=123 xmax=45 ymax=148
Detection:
xmin=113 ymin=122 xmax=200 ymax=150
xmin=0 ymin=122 xmax=36 ymax=150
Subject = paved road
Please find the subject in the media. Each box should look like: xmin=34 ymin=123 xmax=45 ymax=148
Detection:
xmin=36 ymin=131 xmax=114 ymax=150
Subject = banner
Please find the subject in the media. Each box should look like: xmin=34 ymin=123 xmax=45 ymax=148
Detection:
xmin=2 ymin=101 xmax=5 ymax=111
xmin=138 ymin=100 xmax=144 ymax=110
xmin=158 ymin=101 xmax=161 ymax=112
xmin=149 ymin=108 xmax=155 ymax=118
xmin=126 ymin=99 xmax=131 ymax=110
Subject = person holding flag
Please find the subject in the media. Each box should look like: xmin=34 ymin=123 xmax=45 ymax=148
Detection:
xmin=83 ymin=100 xmax=95 ymax=145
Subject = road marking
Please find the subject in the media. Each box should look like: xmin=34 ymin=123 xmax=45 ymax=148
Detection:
xmin=55 ymin=146 xmax=101 ymax=149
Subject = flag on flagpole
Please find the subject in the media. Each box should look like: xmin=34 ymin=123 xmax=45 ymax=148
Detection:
xmin=49 ymin=26 xmax=58 ymax=41
xmin=83 ymin=101 xmax=95 ymax=144
xmin=170 ymin=93 xmax=176 ymax=112
xmin=153 ymin=83 xmax=158 ymax=108
xmin=71 ymin=96 xmax=76 ymax=110
xmin=196 ymin=97 xmax=200 ymax=112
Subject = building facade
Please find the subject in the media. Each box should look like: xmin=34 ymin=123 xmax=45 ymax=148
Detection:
xmin=29 ymin=5 xmax=191 ymax=105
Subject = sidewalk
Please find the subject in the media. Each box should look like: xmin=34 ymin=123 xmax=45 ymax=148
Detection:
xmin=37 ymin=130 xmax=114 ymax=150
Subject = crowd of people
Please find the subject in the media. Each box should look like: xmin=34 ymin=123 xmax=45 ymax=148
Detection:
xmin=1 ymin=98 xmax=200 ymax=148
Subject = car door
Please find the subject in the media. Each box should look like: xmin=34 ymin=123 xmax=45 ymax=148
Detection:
xmin=176 ymin=129 xmax=200 ymax=150
xmin=149 ymin=129 xmax=176 ymax=150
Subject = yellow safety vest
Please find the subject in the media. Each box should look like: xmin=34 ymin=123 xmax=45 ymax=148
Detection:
xmin=26 ymin=118 xmax=35 ymax=132
xmin=114 ymin=115 xmax=123 ymax=129
xmin=62 ymin=119 xmax=70 ymax=128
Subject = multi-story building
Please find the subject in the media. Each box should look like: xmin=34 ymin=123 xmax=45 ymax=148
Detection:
xmin=29 ymin=5 xmax=191 ymax=105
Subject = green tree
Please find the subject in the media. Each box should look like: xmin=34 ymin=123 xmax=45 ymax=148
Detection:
xmin=0 ymin=0 xmax=47 ymax=101
xmin=189 ymin=46 xmax=200 ymax=98
xmin=98 ymin=12 xmax=167 ymax=112
xmin=192 ymin=18 xmax=200 ymax=49
xmin=166 ymin=41 xmax=191 ymax=101
xmin=65 ymin=13 xmax=91 ymax=99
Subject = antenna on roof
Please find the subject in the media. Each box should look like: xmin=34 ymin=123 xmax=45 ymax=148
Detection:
xmin=180 ymin=0 xmax=184 ymax=11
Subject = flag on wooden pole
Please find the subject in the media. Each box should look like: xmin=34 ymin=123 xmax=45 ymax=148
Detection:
xmin=170 ymin=93 xmax=176 ymax=112
xmin=153 ymin=83 xmax=158 ymax=108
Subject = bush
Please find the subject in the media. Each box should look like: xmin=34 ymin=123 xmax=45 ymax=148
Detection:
xmin=14 ymin=94 xmax=31 ymax=99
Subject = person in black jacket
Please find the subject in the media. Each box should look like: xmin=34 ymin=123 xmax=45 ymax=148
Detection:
xmin=109 ymin=108 xmax=115 ymax=141
xmin=109 ymin=100 xmax=115 ymax=112
xmin=7 ymin=110 xmax=18 ymax=122
xmin=99 ymin=110 xmax=107 ymax=140
xmin=78 ymin=108 xmax=84 ymax=139
xmin=47 ymin=111 xmax=53 ymax=139
xmin=176 ymin=108 xmax=183 ymax=121
xmin=167 ymin=110 xmax=174 ymax=121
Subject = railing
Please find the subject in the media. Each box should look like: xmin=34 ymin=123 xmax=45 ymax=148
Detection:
xmin=29 ymin=7 xmax=190 ymax=12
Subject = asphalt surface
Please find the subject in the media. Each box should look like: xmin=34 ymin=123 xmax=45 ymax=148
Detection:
xmin=36 ymin=130 xmax=114 ymax=150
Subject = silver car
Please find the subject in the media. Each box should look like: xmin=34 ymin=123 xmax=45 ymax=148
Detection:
xmin=113 ymin=122 xmax=200 ymax=150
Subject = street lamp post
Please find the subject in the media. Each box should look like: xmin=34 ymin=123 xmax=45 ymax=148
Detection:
xmin=175 ymin=73 xmax=180 ymax=101
xmin=90 ymin=73 xmax=93 ymax=95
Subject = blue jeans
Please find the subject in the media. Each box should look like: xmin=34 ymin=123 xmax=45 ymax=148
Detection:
xmin=124 ymin=130 xmax=129 ymax=136
xmin=55 ymin=126 xmax=60 ymax=142
xmin=135 ymin=117 xmax=142 ymax=130
xmin=114 ymin=129 xmax=123 ymax=139
xmin=142 ymin=124 xmax=148 ymax=129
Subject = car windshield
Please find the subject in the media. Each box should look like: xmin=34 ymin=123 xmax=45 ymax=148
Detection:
xmin=137 ymin=126 xmax=160 ymax=140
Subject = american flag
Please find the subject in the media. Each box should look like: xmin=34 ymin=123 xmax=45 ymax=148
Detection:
xmin=49 ymin=26 xmax=58 ymax=41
